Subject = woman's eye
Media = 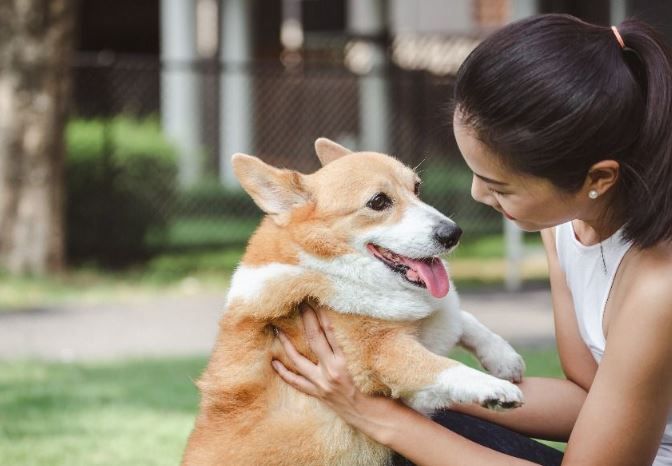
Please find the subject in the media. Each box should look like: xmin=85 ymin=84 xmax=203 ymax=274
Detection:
xmin=414 ymin=181 xmax=421 ymax=196
xmin=366 ymin=193 xmax=393 ymax=211
xmin=488 ymin=186 xmax=506 ymax=196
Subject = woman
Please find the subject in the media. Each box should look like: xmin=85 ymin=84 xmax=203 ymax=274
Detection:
xmin=272 ymin=14 xmax=672 ymax=465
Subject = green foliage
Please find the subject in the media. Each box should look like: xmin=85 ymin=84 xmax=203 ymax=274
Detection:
xmin=65 ymin=117 xmax=178 ymax=266
xmin=144 ymin=248 xmax=244 ymax=282
xmin=152 ymin=217 xmax=260 ymax=251
xmin=175 ymin=178 xmax=259 ymax=218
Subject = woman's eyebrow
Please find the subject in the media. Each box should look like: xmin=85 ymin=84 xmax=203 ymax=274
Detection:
xmin=475 ymin=173 xmax=508 ymax=186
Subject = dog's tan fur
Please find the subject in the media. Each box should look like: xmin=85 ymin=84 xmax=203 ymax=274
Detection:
xmin=182 ymin=140 xmax=518 ymax=465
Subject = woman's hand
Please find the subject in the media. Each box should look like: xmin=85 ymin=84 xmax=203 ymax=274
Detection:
xmin=271 ymin=302 xmax=370 ymax=425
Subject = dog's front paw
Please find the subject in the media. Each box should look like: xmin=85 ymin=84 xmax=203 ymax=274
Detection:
xmin=479 ymin=341 xmax=526 ymax=383
xmin=442 ymin=365 xmax=524 ymax=410
xmin=406 ymin=365 xmax=524 ymax=413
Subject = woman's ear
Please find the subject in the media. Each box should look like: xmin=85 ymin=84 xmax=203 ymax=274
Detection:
xmin=585 ymin=160 xmax=620 ymax=196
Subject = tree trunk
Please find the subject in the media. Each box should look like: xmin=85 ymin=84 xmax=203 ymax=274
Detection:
xmin=0 ymin=0 xmax=76 ymax=274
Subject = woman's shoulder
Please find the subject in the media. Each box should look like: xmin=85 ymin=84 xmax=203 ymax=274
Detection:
xmin=622 ymin=241 xmax=672 ymax=314
xmin=630 ymin=241 xmax=672 ymax=278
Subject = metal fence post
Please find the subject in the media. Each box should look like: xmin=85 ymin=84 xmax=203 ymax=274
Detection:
xmin=505 ymin=218 xmax=523 ymax=291
xmin=219 ymin=0 xmax=253 ymax=188
xmin=160 ymin=0 xmax=203 ymax=187
xmin=347 ymin=0 xmax=390 ymax=153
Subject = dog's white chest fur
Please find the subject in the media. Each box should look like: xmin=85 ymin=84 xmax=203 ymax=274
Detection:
xmin=226 ymin=257 xmax=464 ymax=356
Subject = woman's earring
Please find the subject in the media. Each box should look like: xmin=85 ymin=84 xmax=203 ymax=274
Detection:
xmin=589 ymin=190 xmax=599 ymax=199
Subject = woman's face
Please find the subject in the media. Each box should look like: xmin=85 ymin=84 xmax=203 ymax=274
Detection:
xmin=453 ymin=115 xmax=584 ymax=232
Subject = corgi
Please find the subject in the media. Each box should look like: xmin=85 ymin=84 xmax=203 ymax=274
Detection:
xmin=182 ymin=138 xmax=525 ymax=466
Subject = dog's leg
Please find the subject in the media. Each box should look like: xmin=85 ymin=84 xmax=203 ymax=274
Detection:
xmin=370 ymin=333 xmax=523 ymax=415
xmin=458 ymin=310 xmax=526 ymax=383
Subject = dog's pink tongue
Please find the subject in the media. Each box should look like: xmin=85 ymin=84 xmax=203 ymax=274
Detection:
xmin=402 ymin=257 xmax=449 ymax=298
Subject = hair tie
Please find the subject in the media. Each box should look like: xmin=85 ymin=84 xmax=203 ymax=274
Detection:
xmin=611 ymin=25 xmax=625 ymax=49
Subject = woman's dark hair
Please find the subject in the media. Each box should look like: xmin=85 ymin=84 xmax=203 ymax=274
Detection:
xmin=453 ymin=14 xmax=672 ymax=248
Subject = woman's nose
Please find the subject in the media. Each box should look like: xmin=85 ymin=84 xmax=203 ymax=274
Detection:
xmin=470 ymin=175 xmax=496 ymax=207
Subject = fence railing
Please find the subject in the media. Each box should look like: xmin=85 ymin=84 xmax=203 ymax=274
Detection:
xmin=66 ymin=53 xmax=505 ymax=265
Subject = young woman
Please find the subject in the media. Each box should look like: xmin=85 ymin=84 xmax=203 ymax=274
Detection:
xmin=271 ymin=14 xmax=672 ymax=465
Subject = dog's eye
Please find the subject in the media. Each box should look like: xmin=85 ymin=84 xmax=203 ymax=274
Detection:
xmin=414 ymin=181 xmax=421 ymax=196
xmin=366 ymin=193 xmax=393 ymax=211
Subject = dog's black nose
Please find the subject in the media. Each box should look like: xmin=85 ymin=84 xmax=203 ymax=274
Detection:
xmin=433 ymin=222 xmax=462 ymax=249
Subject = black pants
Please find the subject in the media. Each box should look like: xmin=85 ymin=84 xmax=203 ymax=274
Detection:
xmin=391 ymin=410 xmax=564 ymax=466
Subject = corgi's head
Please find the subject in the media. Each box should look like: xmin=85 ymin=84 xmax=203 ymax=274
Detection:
xmin=232 ymin=138 xmax=462 ymax=299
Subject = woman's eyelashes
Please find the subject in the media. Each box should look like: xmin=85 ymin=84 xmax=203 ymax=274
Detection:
xmin=488 ymin=186 xmax=506 ymax=195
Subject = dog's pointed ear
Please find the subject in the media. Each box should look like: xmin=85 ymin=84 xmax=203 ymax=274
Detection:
xmin=232 ymin=153 xmax=309 ymax=225
xmin=314 ymin=138 xmax=352 ymax=166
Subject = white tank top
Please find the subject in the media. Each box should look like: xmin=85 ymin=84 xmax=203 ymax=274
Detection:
xmin=556 ymin=221 xmax=672 ymax=465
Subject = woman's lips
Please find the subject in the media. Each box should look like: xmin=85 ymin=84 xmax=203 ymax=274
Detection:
xmin=496 ymin=207 xmax=516 ymax=221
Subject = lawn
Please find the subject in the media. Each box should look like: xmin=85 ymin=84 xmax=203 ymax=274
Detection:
xmin=0 ymin=348 xmax=564 ymax=466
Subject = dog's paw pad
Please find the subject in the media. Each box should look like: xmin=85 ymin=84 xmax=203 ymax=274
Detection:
xmin=481 ymin=398 xmax=523 ymax=411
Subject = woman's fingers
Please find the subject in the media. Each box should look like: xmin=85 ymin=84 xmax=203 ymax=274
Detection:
xmin=271 ymin=360 xmax=318 ymax=396
xmin=300 ymin=304 xmax=336 ymax=361
xmin=277 ymin=331 xmax=321 ymax=380
xmin=314 ymin=307 xmax=345 ymax=359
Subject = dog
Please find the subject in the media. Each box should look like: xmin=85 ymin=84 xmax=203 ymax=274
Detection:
xmin=182 ymin=138 xmax=525 ymax=465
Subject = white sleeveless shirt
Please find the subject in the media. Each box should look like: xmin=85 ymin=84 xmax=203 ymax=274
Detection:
xmin=556 ymin=221 xmax=672 ymax=465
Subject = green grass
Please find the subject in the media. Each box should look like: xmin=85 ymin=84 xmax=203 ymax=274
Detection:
xmin=0 ymin=357 xmax=205 ymax=466
xmin=0 ymin=348 xmax=564 ymax=465
xmin=0 ymin=264 xmax=233 ymax=311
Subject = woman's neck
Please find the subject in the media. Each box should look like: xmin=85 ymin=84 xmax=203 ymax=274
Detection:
xmin=573 ymin=195 xmax=625 ymax=246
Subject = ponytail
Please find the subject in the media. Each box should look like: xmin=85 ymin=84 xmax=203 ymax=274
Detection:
xmin=617 ymin=19 xmax=672 ymax=248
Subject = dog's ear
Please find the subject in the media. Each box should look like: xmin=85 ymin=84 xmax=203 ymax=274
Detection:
xmin=232 ymin=153 xmax=309 ymax=225
xmin=314 ymin=138 xmax=352 ymax=166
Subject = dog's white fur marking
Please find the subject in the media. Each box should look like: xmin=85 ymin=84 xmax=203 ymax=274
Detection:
xmin=362 ymin=201 xmax=457 ymax=258
xmin=226 ymin=263 xmax=303 ymax=306
xmin=292 ymin=200 xmax=461 ymax=320
xmin=417 ymin=291 xmax=463 ymax=356
xmin=298 ymin=251 xmax=444 ymax=320
xmin=405 ymin=365 xmax=524 ymax=414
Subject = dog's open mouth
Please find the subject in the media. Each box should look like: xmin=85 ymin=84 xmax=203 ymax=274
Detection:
xmin=367 ymin=243 xmax=449 ymax=298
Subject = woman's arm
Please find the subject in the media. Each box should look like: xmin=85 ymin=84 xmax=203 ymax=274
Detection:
xmin=451 ymin=376 xmax=586 ymax=441
xmin=540 ymin=228 xmax=598 ymax=391
xmin=561 ymin=256 xmax=672 ymax=465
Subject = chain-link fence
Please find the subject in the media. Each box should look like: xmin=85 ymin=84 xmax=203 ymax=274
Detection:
xmin=66 ymin=51 xmax=503 ymax=266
